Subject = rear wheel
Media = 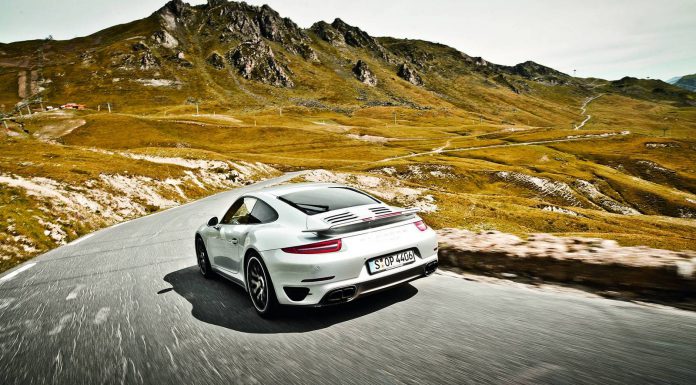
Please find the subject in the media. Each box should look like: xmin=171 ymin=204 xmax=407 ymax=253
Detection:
xmin=195 ymin=237 xmax=213 ymax=279
xmin=246 ymin=254 xmax=278 ymax=317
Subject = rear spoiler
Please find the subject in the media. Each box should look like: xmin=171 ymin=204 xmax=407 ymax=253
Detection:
xmin=302 ymin=207 xmax=421 ymax=233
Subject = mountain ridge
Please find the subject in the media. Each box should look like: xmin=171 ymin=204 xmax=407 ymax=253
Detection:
xmin=0 ymin=0 xmax=693 ymax=117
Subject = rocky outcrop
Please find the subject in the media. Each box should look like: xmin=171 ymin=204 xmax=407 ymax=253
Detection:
xmin=397 ymin=63 xmax=423 ymax=86
xmin=151 ymin=30 xmax=178 ymax=49
xmin=332 ymin=18 xmax=377 ymax=49
xmin=139 ymin=51 xmax=159 ymax=70
xmin=257 ymin=5 xmax=308 ymax=51
xmin=156 ymin=0 xmax=192 ymax=30
xmin=573 ymin=180 xmax=640 ymax=215
xmin=214 ymin=3 xmax=260 ymax=42
xmin=227 ymin=40 xmax=294 ymax=87
xmin=206 ymin=52 xmax=225 ymax=70
xmin=494 ymin=171 xmax=582 ymax=207
xmin=310 ymin=21 xmax=346 ymax=47
xmin=352 ymin=60 xmax=377 ymax=86
xmin=207 ymin=1 xmax=316 ymax=61
xmin=311 ymin=18 xmax=390 ymax=61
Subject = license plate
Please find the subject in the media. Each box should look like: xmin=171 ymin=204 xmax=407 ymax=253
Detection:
xmin=367 ymin=250 xmax=416 ymax=274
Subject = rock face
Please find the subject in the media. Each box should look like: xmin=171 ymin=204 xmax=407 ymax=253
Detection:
xmin=311 ymin=18 xmax=390 ymax=61
xmin=397 ymin=63 xmax=423 ymax=86
xmin=310 ymin=21 xmax=346 ymax=47
xmin=227 ymin=40 xmax=294 ymax=87
xmin=206 ymin=1 xmax=316 ymax=61
xmin=151 ymin=30 xmax=178 ymax=49
xmin=206 ymin=52 xmax=225 ymax=70
xmin=353 ymin=60 xmax=377 ymax=86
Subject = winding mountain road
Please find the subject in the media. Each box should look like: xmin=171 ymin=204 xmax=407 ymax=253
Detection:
xmin=1 ymin=174 xmax=695 ymax=384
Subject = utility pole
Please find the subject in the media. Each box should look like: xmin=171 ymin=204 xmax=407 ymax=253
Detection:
xmin=195 ymin=102 xmax=199 ymax=115
xmin=107 ymin=102 xmax=111 ymax=113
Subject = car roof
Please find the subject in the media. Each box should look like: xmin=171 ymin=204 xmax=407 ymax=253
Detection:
xmin=252 ymin=182 xmax=347 ymax=198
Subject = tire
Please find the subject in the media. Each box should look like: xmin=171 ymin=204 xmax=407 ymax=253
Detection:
xmin=195 ymin=237 xmax=214 ymax=279
xmin=245 ymin=254 xmax=278 ymax=317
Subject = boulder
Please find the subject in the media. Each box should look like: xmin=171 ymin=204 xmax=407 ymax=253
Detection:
xmin=206 ymin=52 xmax=225 ymax=70
xmin=353 ymin=60 xmax=377 ymax=86
xmin=397 ymin=63 xmax=423 ymax=86
xmin=139 ymin=51 xmax=159 ymax=70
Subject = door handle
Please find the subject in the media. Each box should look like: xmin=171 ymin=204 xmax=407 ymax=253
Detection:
xmin=227 ymin=238 xmax=238 ymax=244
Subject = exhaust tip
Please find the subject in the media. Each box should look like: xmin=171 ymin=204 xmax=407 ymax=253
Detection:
xmin=424 ymin=261 xmax=438 ymax=275
xmin=323 ymin=286 xmax=357 ymax=303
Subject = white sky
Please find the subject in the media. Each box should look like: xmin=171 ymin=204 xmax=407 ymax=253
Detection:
xmin=1 ymin=0 xmax=694 ymax=80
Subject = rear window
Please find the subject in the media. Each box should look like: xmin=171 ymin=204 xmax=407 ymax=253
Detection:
xmin=278 ymin=187 xmax=380 ymax=215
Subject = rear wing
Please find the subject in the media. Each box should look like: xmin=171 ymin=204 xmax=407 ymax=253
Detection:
xmin=303 ymin=207 xmax=421 ymax=233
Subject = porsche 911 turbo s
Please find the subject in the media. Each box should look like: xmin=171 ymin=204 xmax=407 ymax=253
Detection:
xmin=194 ymin=183 xmax=439 ymax=317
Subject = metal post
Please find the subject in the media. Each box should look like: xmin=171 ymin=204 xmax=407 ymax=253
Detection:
xmin=107 ymin=102 xmax=111 ymax=113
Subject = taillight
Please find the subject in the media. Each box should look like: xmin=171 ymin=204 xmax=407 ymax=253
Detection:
xmin=282 ymin=239 xmax=342 ymax=254
xmin=414 ymin=220 xmax=428 ymax=231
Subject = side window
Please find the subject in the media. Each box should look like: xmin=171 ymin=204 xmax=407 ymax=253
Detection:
xmin=248 ymin=199 xmax=278 ymax=224
xmin=221 ymin=197 xmax=257 ymax=225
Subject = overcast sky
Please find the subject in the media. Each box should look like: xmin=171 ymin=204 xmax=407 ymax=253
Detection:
xmin=1 ymin=0 xmax=694 ymax=80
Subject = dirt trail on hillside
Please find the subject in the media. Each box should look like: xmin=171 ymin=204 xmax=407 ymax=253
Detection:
xmin=574 ymin=94 xmax=603 ymax=130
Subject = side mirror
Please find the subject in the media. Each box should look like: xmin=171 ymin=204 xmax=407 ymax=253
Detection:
xmin=207 ymin=217 xmax=219 ymax=227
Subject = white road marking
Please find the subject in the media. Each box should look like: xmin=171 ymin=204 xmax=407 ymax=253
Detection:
xmin=0 ymin=262 xmax=36 ymax=283
xmin=65 ymin=284 xmax=85 ymax=300
xmin=69 ymin=232 xmax=95 ymax=245
xmin=93 ymin=307 xmax=110 ymax=325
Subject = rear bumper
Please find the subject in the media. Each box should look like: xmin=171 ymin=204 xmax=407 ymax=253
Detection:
xmin=319 ymin=259 xmax=439 ymax=305
xmin=261 ymin=221 xmax=439 ymax=306
xmin=265 ymin=249 xmax=438 ymax=306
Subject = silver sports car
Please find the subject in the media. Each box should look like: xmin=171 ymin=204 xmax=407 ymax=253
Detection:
xmin=195 ymin=183 xmax=438 ymax=316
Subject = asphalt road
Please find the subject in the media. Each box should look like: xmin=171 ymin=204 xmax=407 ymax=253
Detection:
xmin=1 ymin=174 xmax=696 ymax=384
